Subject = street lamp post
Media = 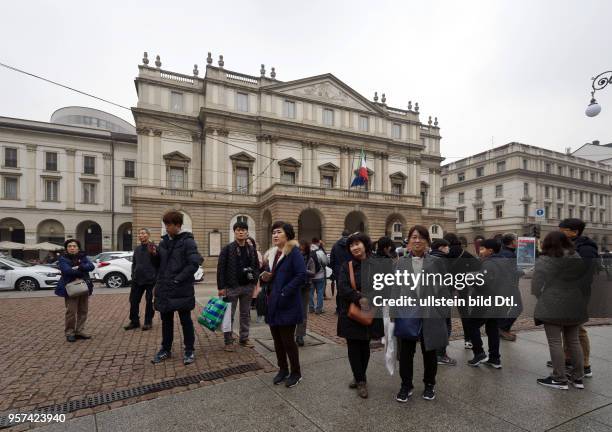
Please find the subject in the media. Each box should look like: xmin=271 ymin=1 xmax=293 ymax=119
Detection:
xmin=586 ymin=71 xmax=612 ymax=117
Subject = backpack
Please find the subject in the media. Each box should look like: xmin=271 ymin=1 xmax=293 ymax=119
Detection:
xmin=311 ymin=251 xmax=322 ymax=274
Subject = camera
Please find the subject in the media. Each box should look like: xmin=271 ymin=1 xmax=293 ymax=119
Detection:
xmin=239 ymin=267 xmax=256 ymax=285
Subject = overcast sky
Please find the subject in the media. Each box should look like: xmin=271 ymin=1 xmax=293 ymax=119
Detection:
xmin=1 ymin=0 xmax=611 ymax=162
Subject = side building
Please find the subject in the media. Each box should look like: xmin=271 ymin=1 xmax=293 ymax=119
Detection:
xmin=441 ymin=142 xmax=612 ymax=250
xmin=0 ymin=107 xmax=137 ymax=257
xmin=131 ymin=53 xmax=455 ymax=268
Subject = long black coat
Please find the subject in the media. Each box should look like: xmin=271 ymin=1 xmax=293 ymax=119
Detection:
xmin=153 ymin=231 xmax=203 ymax=313
xmin=337 ymin=258 xmax=384 ymax=341
xmin=217 ymin=241 xmax=260 ymax=290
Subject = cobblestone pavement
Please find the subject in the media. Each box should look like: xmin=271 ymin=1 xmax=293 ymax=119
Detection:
xmin=0 ymin=294 xmax=272 ymax=429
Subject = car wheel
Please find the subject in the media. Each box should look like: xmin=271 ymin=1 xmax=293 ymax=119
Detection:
xmin=104 ymin=273 xmax=127 ymax=289
xmin=16 ymin=277 xmax=40 ymax=292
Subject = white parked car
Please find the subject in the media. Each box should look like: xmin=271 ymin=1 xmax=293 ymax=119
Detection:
xmin=0 ymin=255 xmax=61 ymax=291
xmin=92 ymin=252 xmax=204 ymax=288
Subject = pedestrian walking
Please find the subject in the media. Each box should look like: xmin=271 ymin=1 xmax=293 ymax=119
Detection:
xmin=55 ymin=239 xmax=95 ymax=342
xmin=217 ymin=221 xmax=260 ymax=351
xmin=532 ymin=231 xmax=590 ymax=390
xmin=260 ymin=221 xmax=306 ymax=388
xmin=395 ymin=225 xmax=450 ymax=403
xmin=337 ymin=232 xmax=384 ymax=399
xmin=310 ymin=237 xmax=329 ymax=314
xmin=124 ymin=228 xmax=157 ymax=331
xmin=151 ymin=211 xmax=203 ymax=366
xmin=429 ymin=239 xmax=456 ymax=366
xmin=497 ymin=233 xmax=523 ymax=341
xmin=296 ymin=240 xmax=316 ymax=346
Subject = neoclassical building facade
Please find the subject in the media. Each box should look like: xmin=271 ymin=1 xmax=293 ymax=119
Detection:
xmin=131 ymin=53 xmax=454 ymax=268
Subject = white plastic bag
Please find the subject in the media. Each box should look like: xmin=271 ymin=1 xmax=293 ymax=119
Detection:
xmin=382 ymin=307 xmax=396 ymax=376
xmin=221 ymin=302 xmax=232 ymax=333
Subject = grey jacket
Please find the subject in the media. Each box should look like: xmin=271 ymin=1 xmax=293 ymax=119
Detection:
xmin=394 ymin=254 xmax=450 ymax=352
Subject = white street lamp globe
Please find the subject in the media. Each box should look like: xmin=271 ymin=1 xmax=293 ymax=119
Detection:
xmin=586 ymin=100 xmax=601 ymax=117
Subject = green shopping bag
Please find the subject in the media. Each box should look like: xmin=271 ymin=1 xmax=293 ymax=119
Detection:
xmin=198 ymin=297 xmax=228 ymax=331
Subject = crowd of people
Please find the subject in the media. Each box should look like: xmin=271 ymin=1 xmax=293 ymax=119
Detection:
xmin=53 ymin=214 xmax=600 ymax=399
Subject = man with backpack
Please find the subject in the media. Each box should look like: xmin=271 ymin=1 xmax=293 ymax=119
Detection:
xmin=310 ymin=237 xmax=329 ymax=314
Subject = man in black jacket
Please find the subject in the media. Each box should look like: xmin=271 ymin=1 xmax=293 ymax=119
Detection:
xmin=217 ymin=221 xmax=260 ymax=351
xmin=330 ymin=230 xmax=351 ymax=314
xmin=124 ymin=228 xmax=158 ymax=331
xmin=558 ymin=218 xmax=599 ymax=377
xmin=151 ymin=211 xmax=203 ymax=366
xmin=497 ymin=233 xmax=523 ymax=341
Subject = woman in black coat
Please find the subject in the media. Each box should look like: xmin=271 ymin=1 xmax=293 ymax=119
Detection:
xmin=151 ymin=211 xmax=203 ymax=366
xmin=337 ymin=233 xmax=383 ymax=399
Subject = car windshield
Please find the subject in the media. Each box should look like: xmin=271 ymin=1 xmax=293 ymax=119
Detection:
xmin=1 ymin=256 xmax=31 ymax=267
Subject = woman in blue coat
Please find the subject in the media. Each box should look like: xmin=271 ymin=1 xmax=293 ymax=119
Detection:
xmin=260 ymin=221 xmax=307 ymax=388
xmin=55 ymin=239 xmax=95 ymax=342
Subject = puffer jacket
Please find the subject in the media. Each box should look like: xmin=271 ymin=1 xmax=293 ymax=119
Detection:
xmin=55 ymin=253 xmax=94 ymax=298
xmin=531 ymin=250 xmax=590 ymax=326
xmin=153 ymin=231 xmax=203 ymax=313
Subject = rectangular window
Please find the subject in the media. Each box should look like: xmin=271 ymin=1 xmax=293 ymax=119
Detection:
xmin=495 ymin=184 xmax=503 ymax=198
xmin=545 ymin=205 xmax=550 ymax=219
xmin=569 ymin=190 xmax=574 ymax=201
xmin=591 ymin=173 xmax=596 ymax=182
xmin=322 ymin=175 xmax=334 ymax=189
xmin=558 ymin=166 xmax=564 ymax=176
xmin=3 ymin=177 xmax=18 ymax=199
xmin=569 ymin=168 xmax=574 ymax=178
xmin=45 ymin=152 xmax=58 ymax=171
xmin=359 ymin=116 xmax=369 ymax=131
xmin=458 ymin=192 xmax=464 ymax=204
xmin=392 ymin=123 xmax=401 ymax=139
xmin=236 ymin=167 xmax=249 ymax=193
xmin=557 ymin=206 xmax=562 ymax=220
xmin=284 ymin=100 xmax=296 ymax=119
xmin=82 ymin=183 xmax=96 ymax=204
xmin=590 ymin=193 xmax=594 ymax=205
xmin=590 ymin=209 xmax=595 ymax=222
xmin=601 ymin=210 xmax=605 ymax=223
xmin=124 ymin=160 xmax=135 ymax=178
xmin=457 ymin=172 xmax=465 ymax=182
xmin=281 ymin=170 xmax=296 ymax=185
xmin=523 ymin=204 xmax=529 ymax=218
xmin=168 ymin=167 xmax=185 ymax=189
xmin=496 ymin=161 xmax=506 ymax=173
xmin=545 ymin=186 xmax=550 ymax=198
xmin=495 ymin=204 xmax=503 ymax=219
xmin=476 ymin=167 xmax=484 ymax=177
xmin=170 ymin=91 xmax=183 ymax=112
xmin=476 ymin=207 xmax=483 ymax=222
xmin=580 ymin=191 xmax=584 ymax=203
xmin=44 ymin=179 xmax=59 ymax=201
xmin=545 ymin=163 xmax=551 ymax=174
xmin=580 ymin=208 xmax=584 ymax=220
xmin=123 ymin=185 xmax=134 ymax=206
xmin=600 ymin=195 xmax=605 ymax=206
xmin=569 ymin=207 xmax=574 ymax=218
xmin=475 ymin=189 xmax=483 ymax=200
xmin=322 ymin=108 xmax=334 ymax=126
xmin=580 ymin=170 xmax=585 ymax=180
xmin=523 ymin=182 xmax=529 ymax=196
xmin=236 ymin=92 xmax=249 ymax=112
xmin=557 ymin=188 xmax=562 ymax=199
xmin=601 ymin=175 xmax=605 ymax=184
xmin=442 ymin=178 xmax=447 ymax=187
xmin=83 ymin=156 xmax=96 ymax=175
xmin=523 ymin=159 xmax=528 ymax=170
xmin=391 ymin=183 xmax=403 ymax=195
xmin=4 ymin=148 xmax=17 ymax=168
xmin=458 ymin=209 xmax=465 ymax=223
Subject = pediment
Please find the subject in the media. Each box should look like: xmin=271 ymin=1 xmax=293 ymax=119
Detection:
xmin=278 ymin=157 xmax=302 ymax=168
xmin=389 ymin=171 xmax=408 ymax=180
xmin=318 ymin=162 xmax=340 ymax=172
xmin=263 ymin=74 xmax=383 ymax=114
xmin=230 ymin=151 xmax=256 ymax=162
xmin=163 ymin=151 xmax=191 ymax=162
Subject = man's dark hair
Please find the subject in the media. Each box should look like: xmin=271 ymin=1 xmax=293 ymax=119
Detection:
xmin=443 ymin=232 xmax=462 ymax=246
xmin=63 ymin=238 xmax=82 ymax=251
xmin=346 ymin=232 xmax=372 ymax=255
xmin=341 ymin=230 xmax=350 ymax=237
xmin=376 ymin=236 xmax=394 ymax=252
xmin=502 ymin=233 xmax=517 ymax=246
xmin=162 ymin=210 xmax=183 ymax=226
xmin=233 ymin=221 xmax=249 ymax=231
xmin=559 ymin=218 xmax=586 ymax=236
xmin=271 ymin=221 xmax=295 ymax=240
xmin=311 ymin=237 xmax=320 ymax=244
xmin=299 ymin=239 xmax=311 ymax=254
xmin=542 ymin=231 xmax=575 ymax=257
xmin=431 ymin=239 xmax=450 ymax=251
xmin=481 ymin=239 xmax=501 ymax=253
xmin=408 ymin=225 xmax=431 ymax=245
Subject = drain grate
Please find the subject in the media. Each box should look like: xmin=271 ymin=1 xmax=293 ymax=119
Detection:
xmin=0 ymin=362 xmax=261 ymax=429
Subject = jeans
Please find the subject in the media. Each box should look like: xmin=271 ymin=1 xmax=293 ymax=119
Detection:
xmin=545 ymin=323 xmax=584 ymax=381
xmin=399 ymin=337 xmax=437 ymax=389
xmin=270 ymin=325 xmax=301 ymax=375
xmin=469 ymin=318 xmax=500 ymax=361
xmin=128 ymin=283 xmax=154 ymax=325
xmin=347 ymin=339 xmax=370 ymax=382
xmin=65 ymin=296 xmax=89 ymax=336
xmin=223 ymin=285 xmax=254 ymax=344
xmin=296 ymin=285 xmax=310 ymax=338
xmin=564 ymin=325 xmax=590 ymax=368
xmin=160 ymin=309 xmax=195 ymax=353
xmin=310 ymin=278 xmax=325 ymax=312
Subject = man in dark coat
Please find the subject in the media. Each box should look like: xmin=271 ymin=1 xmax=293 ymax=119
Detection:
xmin=497 ymin=233 xmax=523 ymax=341
xmin=330 ymin=230 xmax=352 ymax=314
xmin=151 ymin=211 xmax=203 ymax=366
xmin=124 ymin=228 xmax=158 ymax=331
xmin=558 ymin=218 xmax=599 ymax=377
xmin=217 ymin=221 xmax=260 ymax=351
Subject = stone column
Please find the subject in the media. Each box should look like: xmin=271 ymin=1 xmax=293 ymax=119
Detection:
xmin=382 ymin=153 xmax=389 ymax=193
xmin=375 ymin=152 xmax=382 ymax=192
xmin=311 ymin=143 xmax=318 ymax=187
xmin=302 ymin=143 xmax=310 ymax=186
xmin=217 ymin=128 xmax=230 ymax=190
xmin=340 ymin=147 xmax=348 ymax=189
xmin=26 ymin=144 xmax=37 ymax=208
xmin=192 ymin=132 xmax=203 ymax=190
xmin=204 ymin=127 xmax=215 ymax=190
xmin=211 ymin=130 xmax=219 ymax=188
xmin=152 ymin=129 xmax=162 ymax=187
xmin=103 ymin=152 xmax=113 ymax=211
xmin=66 ymin=149 xmax=76 ymax=209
